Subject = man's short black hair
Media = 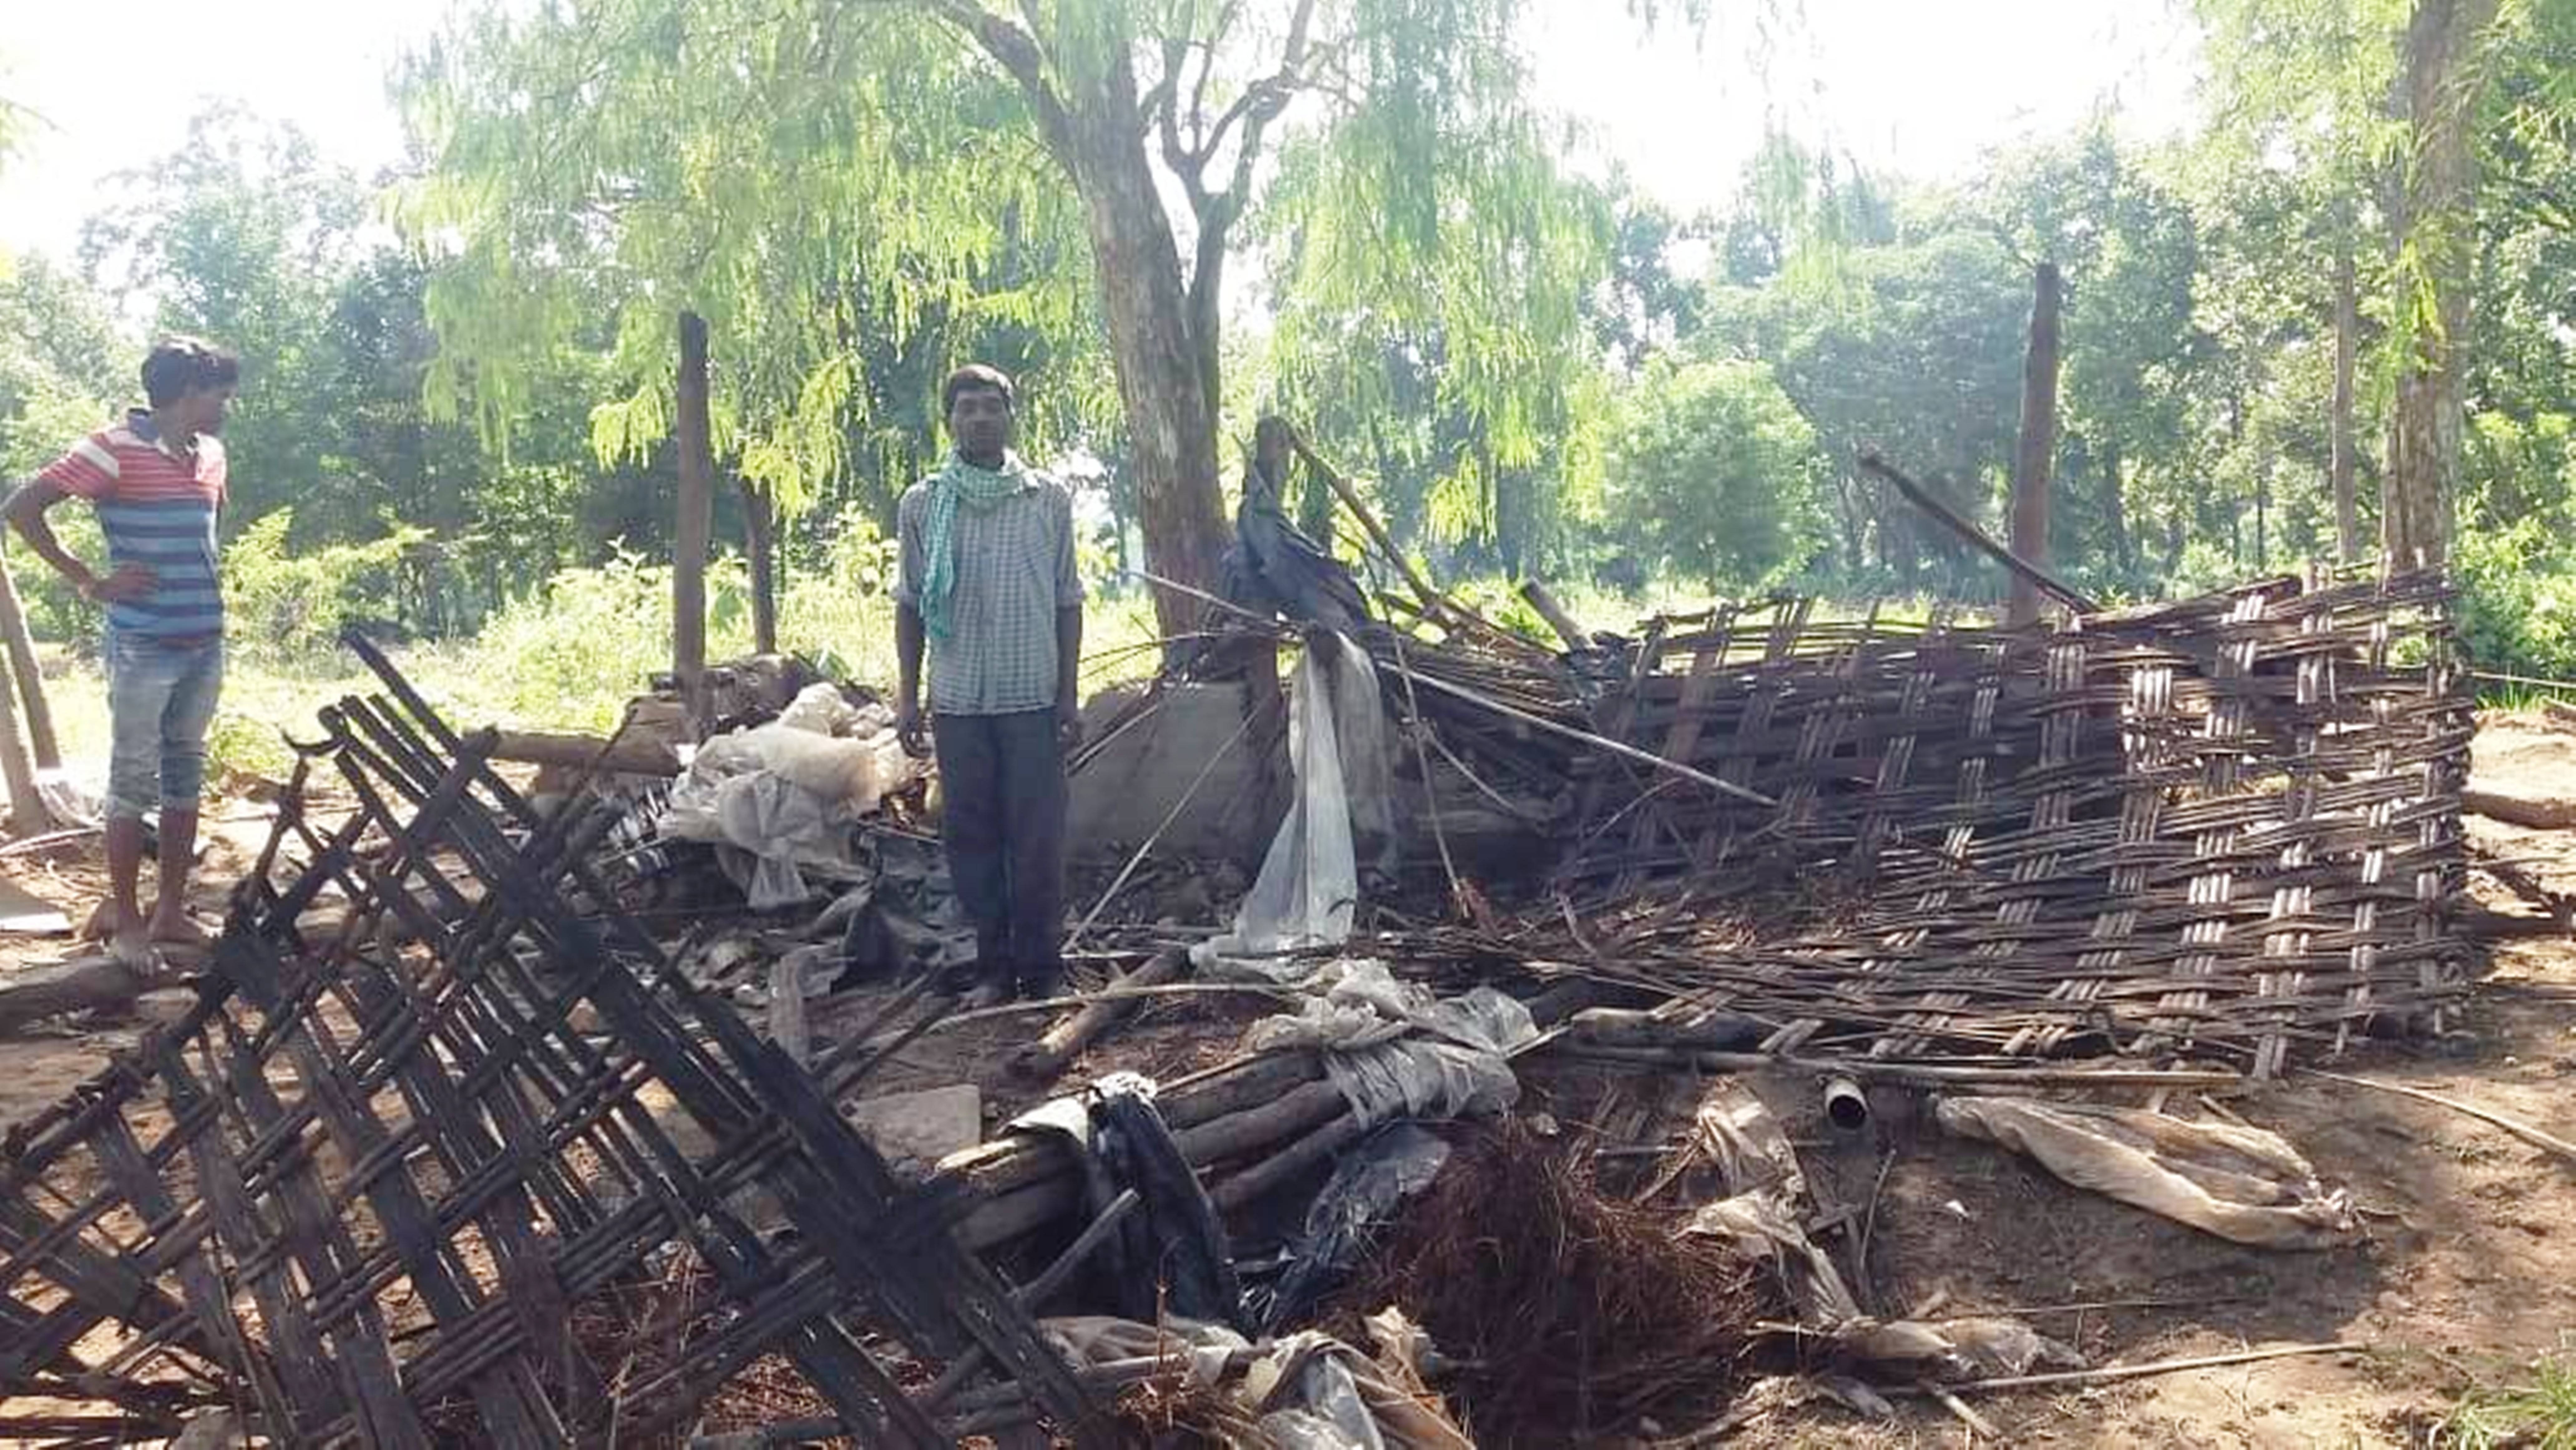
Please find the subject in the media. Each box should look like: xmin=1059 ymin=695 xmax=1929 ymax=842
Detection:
xmin=141 ymin=337 xmax=240 ymax=409
xmin=942 ymin=363 xmax=1015 ymax=416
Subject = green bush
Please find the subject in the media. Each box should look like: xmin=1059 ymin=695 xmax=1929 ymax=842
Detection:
xmin=2454 ymin=518 xmax=2576 ymax=683
xmin=222 ymin=509 xmax=432 ymax=662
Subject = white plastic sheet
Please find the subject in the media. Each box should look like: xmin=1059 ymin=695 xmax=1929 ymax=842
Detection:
xmin=661 ymin=695 xmax=920 ymax=908
xmin=1935 ymin=1095 xmax=2359 ymax=1248
xmin=1240 ymin=960 xmax=1536 ymax=1126
xmin=1195 ymin=633 xmax=1384 ymax=973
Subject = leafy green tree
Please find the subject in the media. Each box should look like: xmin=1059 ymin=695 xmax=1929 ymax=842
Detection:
xmin=1702 ymin=224 xmax=2028 ymax=593
xmin=0 ymin=253 xmax=125 ymax=477
xmin=402 ymin=0 xmax=1663 ymax=631
xmin=1605 ymin=357 xmax=1826 ymax=591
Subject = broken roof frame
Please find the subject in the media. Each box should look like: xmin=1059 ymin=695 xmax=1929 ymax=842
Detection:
xmin=0 ymin=634 xmax=1106 ymax=1448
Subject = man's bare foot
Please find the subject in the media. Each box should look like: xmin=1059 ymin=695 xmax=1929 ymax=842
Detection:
xmin=108 ymin=925 xmax=158 ymax=971
xmin=79 ymin=898 xmax=117 ymax=942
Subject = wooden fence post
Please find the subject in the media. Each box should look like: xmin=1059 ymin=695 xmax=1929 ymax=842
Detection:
xmin=675 ymin=311 xmax=715 ymax=729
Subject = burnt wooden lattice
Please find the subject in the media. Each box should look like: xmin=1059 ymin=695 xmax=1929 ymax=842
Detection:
xmin=0 ymin=635 xmax=1103 ymax=1448
xmin=1562 ymin=571 xmax=2472 ymax=1072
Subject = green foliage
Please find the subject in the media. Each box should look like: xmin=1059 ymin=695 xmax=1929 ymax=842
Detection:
xmin=220 ymin=510 xmax=433 ymax=663
xmin=2439 ymin=1355 xmax=2576 ymax=1449
xmin=2454 ymin=519 xmax=2576 ymax=680
xmin=1605 ymin=358 xmax=1826 ymax=592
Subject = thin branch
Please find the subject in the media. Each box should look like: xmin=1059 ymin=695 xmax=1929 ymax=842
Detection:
xmin=917 ymin=0 xmax=1076 ymax=168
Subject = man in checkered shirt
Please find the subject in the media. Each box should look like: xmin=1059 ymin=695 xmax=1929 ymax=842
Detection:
xmin=895 ymin=365 xmax=1085 ymax=1005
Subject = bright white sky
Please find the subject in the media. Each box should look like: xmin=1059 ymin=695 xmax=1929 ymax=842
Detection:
xmin=0 ymin=0 xmax=2203 ymax=266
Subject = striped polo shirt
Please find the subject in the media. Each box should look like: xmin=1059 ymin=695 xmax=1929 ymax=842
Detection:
xmin=39 ymin=410 xmax=227 ymax=640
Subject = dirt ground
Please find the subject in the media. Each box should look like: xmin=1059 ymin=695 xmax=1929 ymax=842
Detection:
xmin=6 ymin=719 xmax=2576 ymax=1448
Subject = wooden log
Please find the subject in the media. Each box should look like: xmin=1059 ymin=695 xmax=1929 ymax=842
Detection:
xmin=2464 ymin=787 xmax=2576 ymax=831
xmin=489 ymin=729 xmax=681 ymax=777
xmin=0 ymin=955 xmax=173 ymax=1035
xmin=1566 ymin=1005 xmax=1768 ymax=1052
xmin=1211 ymin=1110 xmax=1365 ymax=1212
xmin=674 ymin=310 xmax=715 ymax=731
xmin=0 ymin=554 xmax=58 ymax=770
xmin=2007 ymin=261 xmax=2063 ymax=628
xmin=1008 ymin=949 xmax=1191 ymax=1081
xmin=1172 ymin=1079 xmax=1347 ymax=1167
xmin=1517 ymin=580 xmax=1590 ymax=652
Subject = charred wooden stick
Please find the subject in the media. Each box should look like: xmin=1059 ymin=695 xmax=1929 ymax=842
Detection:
xmin=1858 ymin=451 xmax=2101 ymax=615
xmin=1009 ymin=950 xmax=1193 ymax=1081
xmin=1280 ymin=425 xmax=1547 ymax=660
xmin=1517 ymin=580 xmax=1592 ymax=652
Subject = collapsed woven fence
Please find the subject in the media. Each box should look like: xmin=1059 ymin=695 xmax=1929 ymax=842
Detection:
xmin=0 ymin=637 xmax=1106 ymax=1448
xmin=1552 ymin=569 xmax=2472 ymax=1076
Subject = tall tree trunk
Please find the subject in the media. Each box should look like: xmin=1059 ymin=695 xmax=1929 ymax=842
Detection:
xmin=674 ymin=310 xmax=715 ymax=728
xmin=740 ymin=476 xmax=778 ymax=654
xmin=2385 ymin=0 xmax=2498 ymax=570
xmin=2255 ymin=460 xmax=2271 ymax=569
xmin=1055 ymin=46 xmax=1228 ymax=635
xmin=2100 ymin=441 xmax=2133 ymax=577
xmin=2331 ymin=235 xmax=2364 ymax=564
xmin=2008 ymin=262 xmax=2064 ymax=626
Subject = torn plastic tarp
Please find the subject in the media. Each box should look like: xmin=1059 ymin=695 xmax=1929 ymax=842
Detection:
xmin=1670 ymin=1080 xmax=2080 ymax=1391
xmin=1240 ymin=960 xmax=1536 ymax=1126
xmin=1009 ymin=1073 xmax=1246 ymax=1330
xmin=1043 ymin=1306 xmax=1473 ymax=1450
xmin=1194 ymin=633 xmax=1392 ymax=974
xmin=1254 ymin=1124 xmax=1451 ymax=1333
xmin=661 ymin=685 xmax=921 ymax=908
xmin=1935 ymin=1095 xmax=2359 ymax=1249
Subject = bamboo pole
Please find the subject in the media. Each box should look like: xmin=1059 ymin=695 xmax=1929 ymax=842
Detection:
xmin=0 ymin=553 xmax=59 ymax=770
xmin=0 ymin=608 xmax=46 ymax=834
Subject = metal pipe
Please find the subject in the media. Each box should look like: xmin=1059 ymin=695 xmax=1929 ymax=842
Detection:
xmin=1823 ymin=1076 xmax=1871 ymax=1133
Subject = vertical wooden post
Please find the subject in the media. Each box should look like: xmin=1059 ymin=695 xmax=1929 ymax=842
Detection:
xmin=0 ymin=626 xmax=46 ymax=834
xmin=674 ymin=311 xmax=715 ymax=729
xmin=2330 ymin=238 xmax=2363 ymax=564
xmin=2008 ymin=262 xmax=2064 ymax=627
xmin=740 ymin=475 xmax=778 ymax=655
xmin=0 ymin=554 xmax=59 ymax=770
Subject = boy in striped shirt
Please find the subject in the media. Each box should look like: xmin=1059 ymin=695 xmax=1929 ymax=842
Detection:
xmin=5 ymin=337 xmax=237 ymax=965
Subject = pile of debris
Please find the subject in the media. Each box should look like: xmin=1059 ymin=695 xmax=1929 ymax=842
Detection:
xmin=0 ymin=541 xmax=2477 ymax=1446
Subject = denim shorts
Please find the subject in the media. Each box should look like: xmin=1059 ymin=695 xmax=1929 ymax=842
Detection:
xmin=104 ymin=630 xmax=224 ymax=819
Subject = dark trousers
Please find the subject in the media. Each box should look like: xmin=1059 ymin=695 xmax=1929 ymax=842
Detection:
xmin=933 ymin=709 xmax=1068 ymax=991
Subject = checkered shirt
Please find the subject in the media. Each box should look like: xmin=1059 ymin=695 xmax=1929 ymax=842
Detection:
xmin=895 ymin=470 xmax=1084 ymax=715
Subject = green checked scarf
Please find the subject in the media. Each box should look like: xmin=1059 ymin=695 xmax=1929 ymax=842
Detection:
xmin=918 ymin=449 xmax=1033 ymax=641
